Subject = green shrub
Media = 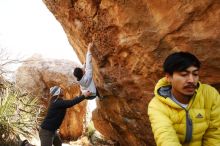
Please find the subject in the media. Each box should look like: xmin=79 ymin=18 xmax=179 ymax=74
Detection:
xmin=86 ymin=121 xmax=95 ymax=138
xmin=0 ymin=83 xmax=42 ymax=145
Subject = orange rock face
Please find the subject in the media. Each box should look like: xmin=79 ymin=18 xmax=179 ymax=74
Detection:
xmin=16 ymin=55 xmax=86 ymax=140
xmin=43 ymin=0 xmax=220 ymax=145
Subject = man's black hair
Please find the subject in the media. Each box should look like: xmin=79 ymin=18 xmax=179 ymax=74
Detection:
xmin=163 ymin=51 xmax=201 ymax=75
xmin=73 ymin=67 xmax=83 ymax=81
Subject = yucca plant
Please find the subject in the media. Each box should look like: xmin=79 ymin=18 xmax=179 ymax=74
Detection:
xmin=0 ymin=82 xmax=43 ymax=146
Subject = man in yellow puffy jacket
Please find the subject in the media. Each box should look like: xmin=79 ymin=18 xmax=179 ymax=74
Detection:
xmin=148 ymin=52 xmax=220 ymax=146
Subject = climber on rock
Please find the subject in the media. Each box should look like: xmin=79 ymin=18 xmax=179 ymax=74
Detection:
xmin=73 ymin=42 xmax=102 ymax=100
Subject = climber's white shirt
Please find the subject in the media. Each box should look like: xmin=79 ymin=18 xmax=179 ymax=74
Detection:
xmin=78 ymin=49 xmax=96 ymax=96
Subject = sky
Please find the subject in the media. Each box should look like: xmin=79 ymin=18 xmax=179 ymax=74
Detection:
xmin=0 ymin=0 xmax=80 ymax=64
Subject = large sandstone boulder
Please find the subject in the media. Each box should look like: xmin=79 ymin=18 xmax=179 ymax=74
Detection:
xmin=16 ymin=55 xmax=86 ymax=140
xmin=43 ymin=1 xmax=220 ymax=145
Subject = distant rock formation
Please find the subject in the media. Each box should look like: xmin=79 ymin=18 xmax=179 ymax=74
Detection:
xmin=43 ymin=1 xmax=220 ymax=145
xmin=16 ymin=55 xmax=86 ymax=140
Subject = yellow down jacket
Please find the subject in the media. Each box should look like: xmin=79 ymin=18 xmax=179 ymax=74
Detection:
xmin=148 ymin=78 xmax=220 ymax=146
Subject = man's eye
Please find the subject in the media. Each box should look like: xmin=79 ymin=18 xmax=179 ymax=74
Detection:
xmin=181 ymin=74 xmax=187 ymax=76
xmin=192 ymin=71 xmax=199 ymax=76
xmin=193 ymin=73 xmax=199 ymax=76
xmin=180 ymin=72 xmax=188 ymax=76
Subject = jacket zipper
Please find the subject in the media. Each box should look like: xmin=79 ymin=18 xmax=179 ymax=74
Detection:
xmin=169 ymin=94 xmax=195 ymax=143
xmin=184 ymin=110 xmax=193 ymax=143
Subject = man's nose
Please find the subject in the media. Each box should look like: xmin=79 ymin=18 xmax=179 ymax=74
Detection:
xmin=187 ymin=74 xmax=195 ymax=83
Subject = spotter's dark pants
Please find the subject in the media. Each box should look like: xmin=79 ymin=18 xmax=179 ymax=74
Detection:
xmin=39 ymin=128 xmax=62 ymax=146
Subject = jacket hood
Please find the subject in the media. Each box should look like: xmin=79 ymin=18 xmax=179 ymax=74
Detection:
xmin=154 ymin=77 xmax=171 ymax=97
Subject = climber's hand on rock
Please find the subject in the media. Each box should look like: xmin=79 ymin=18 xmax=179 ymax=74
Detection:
xmin=83 ymin=91 xmax=92 ymax=98
xmin=87 ymin=42 xmax=94 ymax=52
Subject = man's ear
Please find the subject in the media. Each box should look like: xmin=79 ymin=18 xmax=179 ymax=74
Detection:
xmin=165 ymin=73 xmax=172 ymax=83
